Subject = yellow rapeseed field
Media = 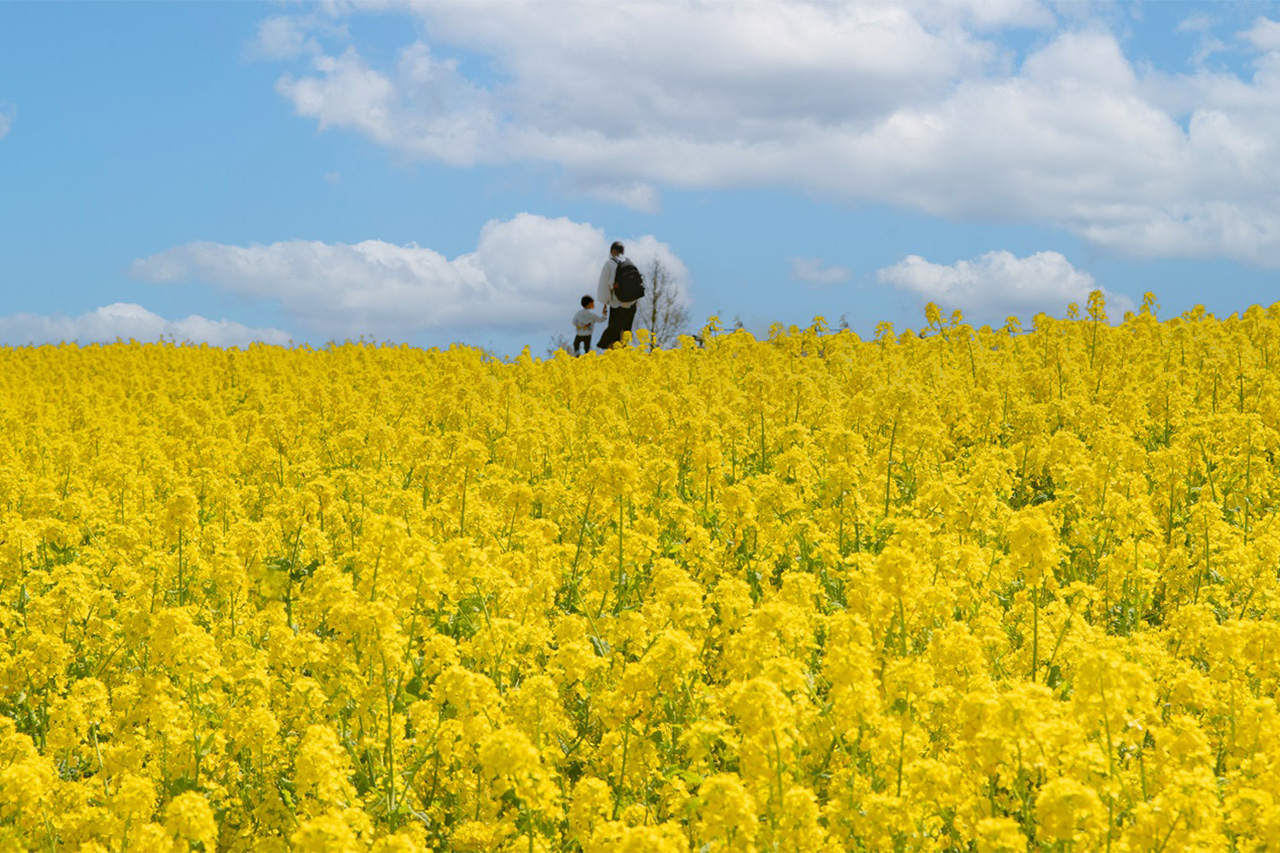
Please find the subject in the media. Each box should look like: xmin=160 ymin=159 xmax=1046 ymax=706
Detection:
xmin=4 ymin=293 xmax=1280 ymax=852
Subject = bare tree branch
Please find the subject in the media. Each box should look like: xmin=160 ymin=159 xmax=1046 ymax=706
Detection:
xmin=637 ymin=258 xmax=691 ymax=348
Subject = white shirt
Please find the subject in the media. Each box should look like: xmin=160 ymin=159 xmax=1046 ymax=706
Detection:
xmin=598 ymin=255 xmax=639 ymax=309
xmin=572 ymin=308 xmax=605 ymax=336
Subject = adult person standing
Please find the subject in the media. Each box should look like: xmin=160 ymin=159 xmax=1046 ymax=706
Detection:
xmin=596 ymin=241 xmax=641 ymax=350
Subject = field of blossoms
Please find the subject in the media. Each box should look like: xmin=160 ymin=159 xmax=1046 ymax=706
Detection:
xmin=4 ymin=293 xmax=1280 ymax=851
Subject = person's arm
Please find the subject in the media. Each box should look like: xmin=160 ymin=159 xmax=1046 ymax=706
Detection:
xmin=597 ymin=258 xmax=617 ymax=309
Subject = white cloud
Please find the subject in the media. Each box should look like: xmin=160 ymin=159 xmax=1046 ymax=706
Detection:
xmin=790 ymin=257 xmax=851 ymax=285
xmin=267 ymin=2 xmax=1039 ymax=207
xmin=574 ymin=181 xmax=661 ymax=214
xmin=1174 ymin=12 xmax=1224 ymax=69
xmin=1241 ymin=16 xmax=1280 ymax=52
xmin=262 ymin=5 xmax=1280 ymax=264
xmin=252 ymin=16 xmax=316 ymax=60
xmin=1177 ymin=13 xmax=1214 ymax=35
xmin=276 ymin=43 xmax=499 ymax=168
xmin=0 ymin=103 xmax=13 ymax=139
xmin=876 ymin=250 xmax=1134 ymax=323
xmin=0 ymin=303 xmax=291 ymax=348
xmin=130 ymin=214 xmax=690 ymax=339
xmin=247 ymin=13 xmax=344 ymax=61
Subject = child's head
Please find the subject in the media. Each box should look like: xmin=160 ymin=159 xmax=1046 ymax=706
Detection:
xmin=581 ymin=295 xmax=594 ymax=309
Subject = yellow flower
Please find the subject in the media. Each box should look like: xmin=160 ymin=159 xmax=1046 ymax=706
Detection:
xmin=696 ymin=773 xmax=757 ymax=852
xmin=109 ymin=773 xmax=157 ymax=823
xmin=294 ymin=724 xmax=356 ymax=808
xmin=974 ymin=817 xmax=1027 ymax=853
xmin=290 ymin=809 xmax=365 ymax=853
xmin=164 ymin=791 xmax=217 ymax=851
xmin=1034 ymin=777 xmax=1104 ymax=847
xmin=9 ymin=306 xmax=1280 ymax=849
xmin=569 ymin=777 xmax=613 ymax=841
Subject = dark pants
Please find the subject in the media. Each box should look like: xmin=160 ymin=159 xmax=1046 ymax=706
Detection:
xmin=573 ymin=334 xmax=591 ymax=354
xmin=597 ymin=303 xmax=637 ymax=350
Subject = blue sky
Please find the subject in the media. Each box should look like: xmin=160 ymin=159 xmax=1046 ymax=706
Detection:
xmin=4 ymin=1 xmax=1280 ymax=353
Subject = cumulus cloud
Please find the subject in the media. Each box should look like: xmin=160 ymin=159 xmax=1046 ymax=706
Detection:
xmin=268 ymin=2 xmax=1035 ymax=205
xmin=790 ymin=257 xmax=851 ymax=285
xmin=251 ymin=16 xmax=316 ymax=60
xmin=1242 ymin=16 xmax=1280 ymax=52
xmin=276 ymin=43 xmax=498 ymax=167
xmin=130 ymin=214 xmax=689 ymax=339
xmin=876 ymin=250 xmax=1134 ymax=323
xmin=247 ymin=13 xmax=342 ymax=61
xmin=262 ymin=4 xmax=1280 ymax=264
xmin=0 ymin=303 xmax=291 ymax=348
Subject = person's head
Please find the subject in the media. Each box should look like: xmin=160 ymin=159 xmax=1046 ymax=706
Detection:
xmin=610 ymin=241 xmax=624 ymax=256
xmin=581 ymin=295 xmax=594 ymax=309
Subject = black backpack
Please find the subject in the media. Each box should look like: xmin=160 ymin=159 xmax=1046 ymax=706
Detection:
xmin=613 ymin=259 xmax=646 ymax=302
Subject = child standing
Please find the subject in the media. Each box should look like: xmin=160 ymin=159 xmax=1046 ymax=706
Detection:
xmin=571 ymin=295 xmax=606 ymax=355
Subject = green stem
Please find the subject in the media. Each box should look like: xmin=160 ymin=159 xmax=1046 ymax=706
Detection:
xmin=895 ymin=716 xmax=907 ymax=797
xmin=1030 ymin=588 xmax=1039 ymax=682
xmin=615 ymin=497 xmax=626 ymax=612
xmin=883 ymin=419 xmax=897 ymax=519
xmin=459 ymin=464 xmax=470 ymax=537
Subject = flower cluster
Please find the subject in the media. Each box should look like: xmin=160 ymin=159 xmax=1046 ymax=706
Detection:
xmin=2 ymin=296 xmax=1279 ymax=851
